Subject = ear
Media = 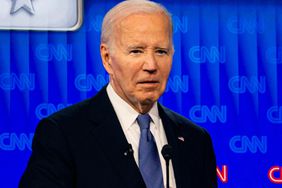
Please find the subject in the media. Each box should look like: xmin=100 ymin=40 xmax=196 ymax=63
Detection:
xmin=100 ymin=43 xmax=113 ymax=75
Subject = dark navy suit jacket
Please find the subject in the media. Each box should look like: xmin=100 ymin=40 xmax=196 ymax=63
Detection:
xmin=19 ymin=86 xmax=218 ymax=188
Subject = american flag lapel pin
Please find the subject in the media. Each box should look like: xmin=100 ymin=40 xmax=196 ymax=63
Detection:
xmin=178 ymin=136 xmax=185 ymax=142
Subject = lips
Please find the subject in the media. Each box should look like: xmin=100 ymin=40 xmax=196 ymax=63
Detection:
xmin=137 ymin=80 xmax=160 ymax=84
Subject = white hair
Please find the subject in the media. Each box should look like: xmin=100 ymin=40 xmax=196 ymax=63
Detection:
xmin=101 ymin=0 xmax=173 ymax=47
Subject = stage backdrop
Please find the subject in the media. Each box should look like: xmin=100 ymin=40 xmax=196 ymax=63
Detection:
xmin=0 ymin=0 xmax=281 ymax=187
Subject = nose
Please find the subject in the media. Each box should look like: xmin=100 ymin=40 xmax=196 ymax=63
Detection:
xmin=143 ymin=53 xmax=157 ymax=74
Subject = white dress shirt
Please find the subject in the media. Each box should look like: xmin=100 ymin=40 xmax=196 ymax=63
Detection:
xmin=107 ymin=84 xmax=176 ymax=188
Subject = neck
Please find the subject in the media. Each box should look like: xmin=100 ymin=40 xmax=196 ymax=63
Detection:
xmin=109 ymin=82 xmax=155 ymax=114
xmin=135 ymin=102 xmax=154 ymax=114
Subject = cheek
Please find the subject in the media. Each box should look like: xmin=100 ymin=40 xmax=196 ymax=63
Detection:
xmin=110 ymin=58 xmax=125 ymax=78
xmin=113 ymin=65 xmax=136 ymax=87
xmin=161 ymin=63 xmax=172 ymax=79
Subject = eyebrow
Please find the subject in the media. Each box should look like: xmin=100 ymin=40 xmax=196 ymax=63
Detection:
xmin=127 ymin=45 xmax=147 ymax=50
xmin=127 ymin=45 xmax=170 ymax=51
xmin=155 ymin=47 xmax=170 ymax=51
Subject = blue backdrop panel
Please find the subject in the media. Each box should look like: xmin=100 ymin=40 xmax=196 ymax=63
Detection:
xmin=0 ymin=0 xmax=281 ymax=187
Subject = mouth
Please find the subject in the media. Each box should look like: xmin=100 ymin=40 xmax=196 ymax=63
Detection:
xmin=138 ymin=81 xmax=159 ymax=84
xmin=137 ymin=80 xmax=160 ymax=88
xmin=137 ymin=80 xmax=160 ymax=84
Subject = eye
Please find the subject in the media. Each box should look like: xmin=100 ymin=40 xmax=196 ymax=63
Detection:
xmin=156 ymin=49 xmax=169 ymax=55
xmin=130 ymin=49 xmax=143 ymax=54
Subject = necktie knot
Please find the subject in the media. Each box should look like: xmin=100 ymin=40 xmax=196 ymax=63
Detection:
xmin=137 ymin=114 xmax=151 ymax=130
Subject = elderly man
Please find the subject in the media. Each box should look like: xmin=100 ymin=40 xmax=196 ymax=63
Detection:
xmin=19 ymin=0 xmax=217 ymax=188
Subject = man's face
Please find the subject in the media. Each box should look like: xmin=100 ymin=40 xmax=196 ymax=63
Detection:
xmin=101 ymin=12 xmax=173 ymax=112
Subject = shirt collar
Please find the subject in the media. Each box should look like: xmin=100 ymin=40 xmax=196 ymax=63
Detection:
xmin=148 ymin=102 xmax=160 ymax=130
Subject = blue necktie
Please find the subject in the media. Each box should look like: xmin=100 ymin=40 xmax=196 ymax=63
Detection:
xmin=137 ymin=114 xmax=164 ymax=188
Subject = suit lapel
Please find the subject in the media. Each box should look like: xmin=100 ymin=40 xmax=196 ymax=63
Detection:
xmin=158 ymin=104 xmax=192 ymax=188
xmin=87 ymin=87 xmax=145 ymax=188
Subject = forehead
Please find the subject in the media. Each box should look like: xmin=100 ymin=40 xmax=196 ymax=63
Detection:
xmin=119 ymin=12 xmax=170 ymax=32
xmin=115 ymin=13 xmax=172 ymax=45
xmin=121 ymin=12 xmax=169 ymax=25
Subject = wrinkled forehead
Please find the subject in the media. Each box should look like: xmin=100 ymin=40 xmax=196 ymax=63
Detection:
xmin=101 ymin=1 xmax=173 ymax=46
xmin=114 ymin=12 xmax=173 ymax=42
xmin=119 ymin=12 xmax=170 ymax=27
xmin=105 ymin=14 xmax=174 ymax=55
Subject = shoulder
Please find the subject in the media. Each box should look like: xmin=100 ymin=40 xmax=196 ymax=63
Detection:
xmin=32 ymin=87 xmax=111 ymax=140
xmin=47 ymin=97 xmax=93 ymax=124
xmin=159 ymin=104 xmax=211 ymax=140
xmin=36 ymin=95 xmax=95 ymax=133
xmin=33 ymin=88 xmax=110 ymax=144
xmin=33 ymin=97 xmax=94 ymax=140
xmin=46 ymin=86 xmax=109 ymax=126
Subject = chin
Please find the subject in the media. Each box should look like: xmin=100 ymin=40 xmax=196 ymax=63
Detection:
xmin=139 ymin=94 xmax=160 ymax=104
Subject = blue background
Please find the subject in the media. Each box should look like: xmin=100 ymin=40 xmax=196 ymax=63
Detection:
xmin=0 ymin=0 xmax=282 ymax=187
